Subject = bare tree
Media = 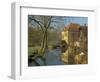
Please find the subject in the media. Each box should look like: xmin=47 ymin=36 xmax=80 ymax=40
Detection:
xmin=28 ymin=15 xmax=65 ymax=57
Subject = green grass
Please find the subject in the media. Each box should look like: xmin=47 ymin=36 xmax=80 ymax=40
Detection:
xmin=28 ymin=46 xmax=41 ymax=56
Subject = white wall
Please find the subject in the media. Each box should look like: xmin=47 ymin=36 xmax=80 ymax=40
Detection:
xmin=0 ymin=0 xmax=100 ymax=81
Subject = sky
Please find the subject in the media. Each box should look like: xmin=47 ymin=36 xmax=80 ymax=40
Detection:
xmin=64 ymin=16 xmax=88 ymax=26
xmin=28 ymin=15 xmax=88 ymax=28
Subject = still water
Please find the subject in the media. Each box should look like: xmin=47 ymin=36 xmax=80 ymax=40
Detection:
xmin=46 ymin=49 xmax=65 ymax=65
xmin=28 ymin=48 xmax=65 ymax=66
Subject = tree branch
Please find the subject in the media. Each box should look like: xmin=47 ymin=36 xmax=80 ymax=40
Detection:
xmin=46 ymin=16 xmax=52 ymax=29
xmin=31 ymin=17 xmax=44 ymax=32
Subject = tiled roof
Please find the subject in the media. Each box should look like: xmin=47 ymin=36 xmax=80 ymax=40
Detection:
xmin=66 ymin=23 xmax=80 ymax=31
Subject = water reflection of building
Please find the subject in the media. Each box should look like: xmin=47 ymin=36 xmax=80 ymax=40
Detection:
xmin=61 ymin=23 xmax=88 ymax=64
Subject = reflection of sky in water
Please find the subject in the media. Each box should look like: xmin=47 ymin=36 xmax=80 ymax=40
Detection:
xmin=46 ymin=49 xmax=64 ymax=65
xmin=64 ymin=16 xmax=88 ymax=26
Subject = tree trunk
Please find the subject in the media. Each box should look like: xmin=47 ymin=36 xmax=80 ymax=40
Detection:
xmin=39 ymin=28 xmax=48 ymax=57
